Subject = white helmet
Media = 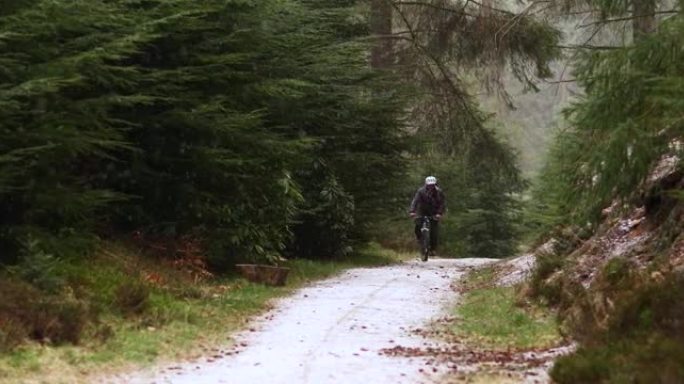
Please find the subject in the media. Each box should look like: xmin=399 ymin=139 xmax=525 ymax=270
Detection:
xmin=425 ymin=176 xmax=437 ymax=185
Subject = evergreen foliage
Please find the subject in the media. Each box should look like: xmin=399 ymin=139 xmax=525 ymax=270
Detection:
xmin=289 ymin=161 xmax=355 ymax=259
xmin=0 ymin=0 xmax=561 ymax=265
xmin=0 ymin=0 xmax=140 ymax=261
xmin=414 ymin=127 xmax=525 ymax=258
xmin=0 ymin=0 xmax=408 ymax=266
xmin=528 ymin=7 xmax=684 ymax=231
xmin=383 ymin=1 xmax=559 ymax=258
xmin=527 ymin=4 xmax=684 ymax=381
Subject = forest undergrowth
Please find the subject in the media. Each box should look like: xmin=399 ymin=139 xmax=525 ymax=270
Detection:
xmin=0 ymin=242 xmax=405 ymax=384
xmin=1 ymin=0 xmax=560 ymax=364
xmin=521 ymin=1 xmax=684 ymax=379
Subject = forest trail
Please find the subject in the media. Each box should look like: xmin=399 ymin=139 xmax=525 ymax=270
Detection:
xmin=107 ymin=258 xmax=502 ymax=384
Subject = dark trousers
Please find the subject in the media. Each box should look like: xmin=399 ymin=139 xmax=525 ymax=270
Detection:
xmin=414 ymin=218 xmax=439 ymax=250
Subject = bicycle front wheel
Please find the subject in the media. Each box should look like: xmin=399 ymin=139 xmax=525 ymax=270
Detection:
xmin=421 ymin=228 xmax=430 ymax=262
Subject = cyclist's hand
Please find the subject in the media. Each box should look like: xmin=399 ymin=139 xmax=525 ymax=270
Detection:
xmin=435 ymin=214 xmax=442 ymax=221
xmin=409 ymin=212 xmax=416 ymax=218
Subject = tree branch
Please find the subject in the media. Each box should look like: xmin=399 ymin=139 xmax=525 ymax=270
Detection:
xmin=578 ymin=10 xmax=679 ymax=28
xmin=394 ymin=0 xmax=512 ymax=16
xmin=390 ymin=2 xmax=481 ymax=121
xmin=554 ymin=44 xmax=624 ymax=50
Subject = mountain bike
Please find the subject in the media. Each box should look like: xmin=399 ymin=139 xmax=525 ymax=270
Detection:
xmin=418 ymin=216 xmax=435 ymax=262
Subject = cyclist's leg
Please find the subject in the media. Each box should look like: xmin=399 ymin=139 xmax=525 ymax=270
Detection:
xmin=430 ymin=219 xmax=439 ymax=253
xmin=414 ymin=219 xmax=422 ymax=241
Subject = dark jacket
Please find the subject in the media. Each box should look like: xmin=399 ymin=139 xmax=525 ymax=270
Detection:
xmin=409 ymin=186 xmax=446 ymax=216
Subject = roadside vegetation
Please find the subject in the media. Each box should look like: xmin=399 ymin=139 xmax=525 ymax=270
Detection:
xmin=449 ymin=267 xmax=561 ymax=351
xmin=8 ymin=0 xmax=684 ymax=381
xmin=0 ymin=243 xmax=406 ymax=384
xmin=520 ymin=0 xmax=684 ymax=381
xmin=1 ymin=0 xmax=560 ymax=377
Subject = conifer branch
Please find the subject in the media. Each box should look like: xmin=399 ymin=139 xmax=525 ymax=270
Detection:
xmin=391 ymin=2 xmax=481 ymax=119
xmin=578 ymin=11 xmax=679 ymax=28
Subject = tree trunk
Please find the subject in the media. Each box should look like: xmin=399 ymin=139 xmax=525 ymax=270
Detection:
xmin=633 ymin=0 xmax=656 ymax=40
xmin=370 ymin=0 xmax=393 ymax=68
xmin=481 ymin=0 xmax=492 ymax=16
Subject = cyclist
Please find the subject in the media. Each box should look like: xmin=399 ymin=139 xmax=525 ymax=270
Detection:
xmin=409 ymin=176 xmax=446 ymax=255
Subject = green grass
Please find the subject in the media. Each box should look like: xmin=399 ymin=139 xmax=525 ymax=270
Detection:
xmin=551 ymin=333 xmax=684 ymax=383
xmin=0 ymin=242 xmax=408 ymax=384
xmin=449 ymin=266 xmax=561 ymax=350
xmin=551 ymin=265 xmax=684 ymax=383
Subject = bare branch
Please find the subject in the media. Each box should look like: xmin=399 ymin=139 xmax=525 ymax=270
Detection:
xmin=578 ymin=10 xmax=680 ymax=28
xmin=545 ymin=78 xmax=578 ymax=84
xmin=394 ymin=0 xmax=518 ymax=16
xmin=554 ymin=44 xmax=624 ymax=50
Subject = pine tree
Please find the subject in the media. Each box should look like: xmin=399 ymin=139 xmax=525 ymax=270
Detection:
xmin=367 ymin=0 xmax=561 ymax=257
xmin=0 ymin=0 xmax=151 ymax=260
xmin=530 ymin=0 xmax=683 ymax=227
xmin=0 ymin=0 xmax=410 ymax=265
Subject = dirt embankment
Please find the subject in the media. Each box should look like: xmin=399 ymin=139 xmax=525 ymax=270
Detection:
xmin=531 ymin=154 xmax=683 ymax=317
xmin=526 ymin=154 xmax=684 ymax=382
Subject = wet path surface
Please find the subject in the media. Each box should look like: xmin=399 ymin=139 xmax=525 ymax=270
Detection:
xmin=108 ymin=258 xmax=496 ymax=384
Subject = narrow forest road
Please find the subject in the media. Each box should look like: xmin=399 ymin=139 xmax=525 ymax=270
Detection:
xmin=109 ymin=258 xmax=499 ymax=384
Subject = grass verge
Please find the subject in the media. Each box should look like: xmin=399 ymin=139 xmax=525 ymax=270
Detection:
xmin=448 ymin=266 xmax=561 ymax=350
xmin=552 ymin=333 xmax=684 ymax=384
xmin=0 ymin=242 xmax=408 ymax=384
xmin=550 ymin=263 xmax=684 ymax=383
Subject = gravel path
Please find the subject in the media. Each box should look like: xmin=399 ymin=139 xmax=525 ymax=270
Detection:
xmin=107 ymin=258 xmax=496 ymax=384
